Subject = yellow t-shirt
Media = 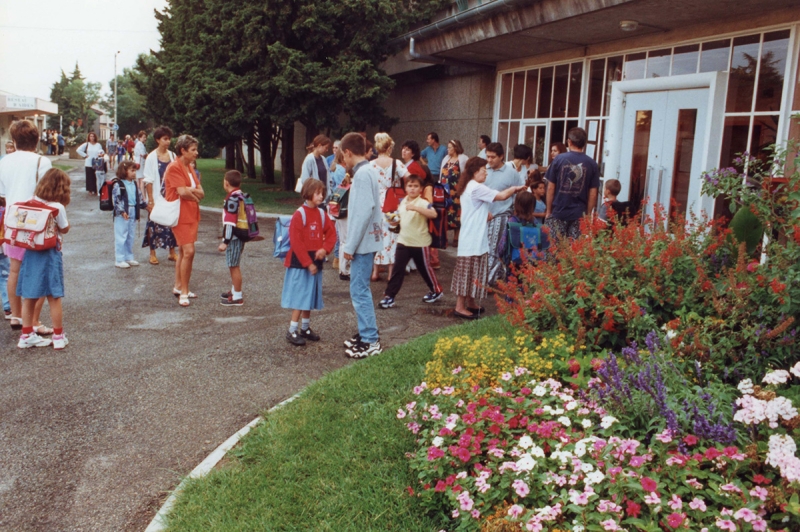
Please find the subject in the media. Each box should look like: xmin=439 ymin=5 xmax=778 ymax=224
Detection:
xmin=398 ymin=195 xmax=432 ymax=247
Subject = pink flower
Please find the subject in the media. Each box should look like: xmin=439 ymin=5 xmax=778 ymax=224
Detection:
xmin=427 ymin=446 xmax=445 ymax=461
xmin=514 ymin=366 xmax=528 ymax=376
xmin=508 ymin=504 xmax=525 ymax=518
xmin=396 ymin=409 xmax=406 ymax=419
xmin=452 ymin=367 xmax=462 ymax=375
xmin=644 ymin=493 xmax=661 ymax=505
xmin=600 ymin=519 xmax=621 ymax=531
xmin=749 ymin=486 xmax=768 ymax=501
xmin=640 ymin=477 xmax=658 ymax=492
xmin=629 ymin=455 xmax=646 ymax=467
xmin=720 ymin=483 xmax=742 ymax=493
xmin=471 ymin=510 xmax=481 ymax=519
xmin=689 ymin=497 xmax=706 ymax=511
xmin=686 ymin=478 xmax=703 ymax=489
xmin=501 ymin=372 xmax=513 ymax=381
xmin=513 ymin=479 xmax=530 ymax=498
xmin=752 ymin=518 xmax=767 ymax=531
xmin=667 ymin=513 xmax=685 ymax=528
xmin=668 ymin=494 xmax=683 ymax=511
xmin=716 ymin=518 xmax=736 ymax=531
xmin=568 ymin=490 xmax=589 ymax=506
xmin=457 ymin=491 xmax=474 ymax=511
xmin=683 ymin=434 xmax=698 ymax=446
xmin=734 ymin=508 xmax=757 ymax=522
xmin=655 ymin=429 xmax=673 ymax=443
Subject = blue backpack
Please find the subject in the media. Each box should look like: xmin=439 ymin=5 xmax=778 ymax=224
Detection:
xmin=273 ymin=206 xmax=326 ymax=259
xmin=502 ymin=221 xmax=541 ymax=264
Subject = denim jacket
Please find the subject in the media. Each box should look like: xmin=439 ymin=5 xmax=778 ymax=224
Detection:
xmin=112 ymin=179 xmax=146 ymax=220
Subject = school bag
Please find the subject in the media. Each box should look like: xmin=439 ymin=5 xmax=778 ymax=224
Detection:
xmin=502 ymin=220 xmax=541 ymax=264
xmin=98 ymin=179 xmax=114 ymax=211
xmin=381 ymin=160 xmax=406 ymax=213
xmin=428 ymin=183 xmax=450 ymax=250
xmin=232 ymin=192 xmax=259 ymax=242
xmin=4 ymin=199 xmax=60 ymax=251
xmin=273 ymin=206 xmax=325 ymax=259
xmin=327 ymin=183 xmax=350 ymax=219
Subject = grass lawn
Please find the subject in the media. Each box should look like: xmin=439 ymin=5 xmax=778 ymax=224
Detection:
xmin=53 ymin=164 xmax=73 ymax=172
xmin=164 ymin=315 xmax=515 ymax=532
xmin=195 ymin=159 xmax=301 ymax=215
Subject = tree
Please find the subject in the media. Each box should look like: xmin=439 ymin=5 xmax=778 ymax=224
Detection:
xmin=49 ymin=63 xmax=101 ymax=136
xmin=101 ymin=65 xmax=150 ymax=137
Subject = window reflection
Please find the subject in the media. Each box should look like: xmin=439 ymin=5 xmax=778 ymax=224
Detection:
xmin=511 ymin=71 xmax=525 ymax=119
xmin=726 ymin=34 xmax=761 ymax=113
xmin=699 ymin=39 xmax=730 ymax=73
xmin=629 ymin=111 xmax=653 ymax=208
xmin=670 ymin=109 xmax=698 ymax=219
xmin=499 ymin=73 xmax=512 ymax=120
xmin=755 ymin=31 xmax=790 ymax=112
xmin=647 ymin=49 xmax=671 ymax=78
xmin=538 ymin=66 xmax=553 ymax=119
xmin=624 ymin=53 xmax=646 ymax=80
xmin=523 ymin=70 xmax=539 ymax=119
xmin=587 ymin=59 xmax=605 ymax=117
xmin=672 ymin=44 xmax=699 ymax=76
xmin=568 ymin=62 xmax=583 ymax=117
xmin=552 ymin=64 xmax=569 ymax=118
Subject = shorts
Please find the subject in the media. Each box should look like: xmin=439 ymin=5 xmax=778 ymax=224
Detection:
xmin=225 ymin=238 xmax=244 ymax=267
xmin=3 ymin=243 xmax=25 ymax=261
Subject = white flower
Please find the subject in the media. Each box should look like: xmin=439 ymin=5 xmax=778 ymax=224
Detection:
xmin=574 ymin=442 xmax=587 ymax=458
xmin=432 ymin=436 xmax=444 ymax=447
xmin=791 ymin=362 xmax=800 ymax=379
xmin=581 ymin=419 xmax=592 ymax=429
xmin=580 ymin=462 xmax=594 ymax=473
xmin=554 ymin=408 xmax=565 ymax=415
xmin=585 ymin=471 xmax=605 ymax=485
xmin=565 ymin=401 xmax=578 ymax=411
xmin=516 ymin=453 xmax=537 ymax=471
xmin=558 ymin=416 xmax=571 ymax=427
xmin=600 ymin=416 xmax=618 ymax=429
xmin=737 ymin=378 xmax=754 ymax=395
xmin=533 ymin=385 xmax=547 ymax=396
xmin=519 ymin=435 xmax=533 ymax=449
xmin=763 ymin=370 xmax=791 ymax=385
xmin=530 ymin=444 xmax=545 ymax=458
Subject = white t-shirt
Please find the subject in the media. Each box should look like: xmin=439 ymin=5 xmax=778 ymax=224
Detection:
xmin=77 ymin=142 xmax=105 ymax=168
xmin=134 ymin=140 xmax=147 ymax=178
xmin=0 ymin=151 xmax=52 ymax=209
xmin=458 ymin=179 xmax=498 ymax=257
xmin=33 ymin=196 xmax=69 ymax=230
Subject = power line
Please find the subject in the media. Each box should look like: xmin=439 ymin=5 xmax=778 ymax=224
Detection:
xmin=0 ymin=25 xmax=159 ymax=34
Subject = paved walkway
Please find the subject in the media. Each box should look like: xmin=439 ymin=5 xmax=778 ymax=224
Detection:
xmin=0 ymin=165 xmax=486 ymax=531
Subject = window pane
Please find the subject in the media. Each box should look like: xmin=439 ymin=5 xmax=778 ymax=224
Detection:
xmin=568 ymin=62 xmax=583 ymax=117
xmin=751 ymin=115 xmax=780 ymax=160
xmin=523 ymin=125 xmax=547 ymax=167
xmin=497 ymin=121 xmax=510 ymax=153
xmin=604 ymin=56 xmax=624 ymax=116
xmin=597 ymin=120 xmax=607 ymax=167
xmin=699 ymin=39 xmax=730 ymax=73
xmin=499 ymin=73 xmax=512 ymax=120
xmin=719 ymin=116 xmax=751 ymax=166
xmin=552 ymin=64 xmax=569 ymax=118
xmin=523 ymin=69 xmax=539 ymax=119
xmin=538 ymin=66 xmax=553 ymax=119
xmin=511 ymin=71 xmax=525 ymax=119
xmin=755 ymin=30 xmax=790 ymax=112
xmin=726 ymin=34 xmax=761 ymax=113
xmin=672 ymin=44 xmax=699 ymax=76
xmin=508 ymin=122 xmax=520 ymax=159
xmin=647 ymin=49 xmax=671 ymax=78
xmin=624 ymin=53 xmax=646 ymax=80
xmin=550 ymin=120 xmax=566 ymax=145
xmin=587 ymin=59 xmax=605 ymax=117
xmin=629 ymin=110 xmax=653 ymax=208
xmin=669 ymin=109 xmax=698 ymax=219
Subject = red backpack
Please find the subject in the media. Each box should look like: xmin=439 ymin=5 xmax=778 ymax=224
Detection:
xmin=4 ymin=199 xmax=60 ymax=250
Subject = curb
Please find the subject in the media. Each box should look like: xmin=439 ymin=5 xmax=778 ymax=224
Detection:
xmin=144 ymin=392 xmax=303 ymax=532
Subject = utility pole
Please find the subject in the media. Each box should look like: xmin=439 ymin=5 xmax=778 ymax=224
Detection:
xmin=114 ymin=51 xmax=119 ymax=136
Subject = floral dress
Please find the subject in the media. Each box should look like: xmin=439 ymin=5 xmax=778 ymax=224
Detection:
xmin=371 ymin=159 xmax=408 ymax=265
xmin=441 ymin=160 xmax=461 ymax=230
xmin=141 ymin=159 xmax=178 ymax=250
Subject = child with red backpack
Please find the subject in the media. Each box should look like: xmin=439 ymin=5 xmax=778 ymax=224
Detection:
xmin=15 ymin=169 xmax=71 ymax=349
xmin=218 ymin=170 xmax=259 ymax=306
xmin=112 ymin=161 xmax=146 ymax=268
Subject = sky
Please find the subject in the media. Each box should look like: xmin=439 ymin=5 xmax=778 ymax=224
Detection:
xmin=0 ymin=0 xmax=168 ymax=101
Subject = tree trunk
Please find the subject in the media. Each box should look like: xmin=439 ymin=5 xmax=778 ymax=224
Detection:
xmin=257 ymin=117 xmax=275 ymax=185
xmin=225 ymin=141 xmax=235 ymax=169
xmin=235 ymin=140 xmax=244 ymax=172
xmin=246 ymin=128 xmax=256 ymax=180
xmin=281 ymin=125 xmax=295 ymax=191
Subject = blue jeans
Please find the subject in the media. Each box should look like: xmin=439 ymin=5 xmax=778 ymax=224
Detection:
xmin=349 ymin=252 xmax=378 ymax=344
xmin=0 ymin=253 xmax=9 ymax=312
xmin=114 ymin=209 xmax=137 ymax=262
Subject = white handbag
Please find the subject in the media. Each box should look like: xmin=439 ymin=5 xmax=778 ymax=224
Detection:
xmin=149 ymin=195 xmax=180 ymax=227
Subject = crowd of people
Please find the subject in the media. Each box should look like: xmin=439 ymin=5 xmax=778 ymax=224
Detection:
xmin=0 ymin=119 xmax=602 ymax=357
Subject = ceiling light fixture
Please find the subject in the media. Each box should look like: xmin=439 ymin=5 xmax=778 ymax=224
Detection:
xmin=619 ymin=20 xmax=639 ymax=32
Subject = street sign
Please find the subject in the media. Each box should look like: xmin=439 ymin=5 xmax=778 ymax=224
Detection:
xmin=112 ymin=124 xmax=119 ymax=131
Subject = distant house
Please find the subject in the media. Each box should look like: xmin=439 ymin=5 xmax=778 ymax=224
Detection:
xmin=0 ymin=90 xmax=58 ymax=151
xmin=90 ymin=105 xmax=111 ymax=141
xmin=379 ymin=0 xmax=800 ymax=219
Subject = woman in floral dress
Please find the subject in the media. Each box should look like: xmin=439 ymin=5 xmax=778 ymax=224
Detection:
xmin=439 ymin=139 xmax=468 ymax=245
xmin=371 ymin=132 xmax=407 ymax=282
xmin=142 ymin=126 xmax=178 ymax=265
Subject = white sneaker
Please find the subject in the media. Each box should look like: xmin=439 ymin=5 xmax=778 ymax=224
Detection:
xmin=115 ymin=262 xmax=130 ymax=268
xmin=127 ymin=260 xmax=140 ymax=266
xmin=18 ymin=333 xmax=52 ymax=348
xmin=53 ymin=334 xmax=68 ymax=350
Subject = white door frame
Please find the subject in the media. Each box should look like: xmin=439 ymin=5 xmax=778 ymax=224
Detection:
xmin=604 ymin=72 xmax=728 ymax=218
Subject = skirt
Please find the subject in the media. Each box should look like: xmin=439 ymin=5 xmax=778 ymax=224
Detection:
xmin=172 ymin=222 xmax=198 ymax=247
xmin=17 ymin=248 xmax=64 ymax=299
xmin=451 ymin=254 xmax=489 ymax=299
xmin=374 ymin=218 xmax=397 ymax=265
xmin=281 ymin=267 xmax=324 ymax=311
xmin=142 ymin=220 xmax=178 ymax=249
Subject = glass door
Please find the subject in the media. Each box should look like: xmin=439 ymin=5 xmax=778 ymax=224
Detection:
xmin=520 ymin=121 xmax=549 ymax=168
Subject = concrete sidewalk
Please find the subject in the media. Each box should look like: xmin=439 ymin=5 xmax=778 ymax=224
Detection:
xmin=0 ymin=169 xmax=484 ymax=531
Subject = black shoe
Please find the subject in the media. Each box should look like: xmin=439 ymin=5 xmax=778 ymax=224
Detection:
xmin=221 ymin=291 xmax=232 ymax=300
xmin=221 ymin=296 xmax=243 ymax=307
xmin=339 ymin=273 xmax=350 ymax=281
xmin=468 ymin=306 xmax=486 ymax=316
xmin=423 ymin=291 xmax=443 ymax=303
xmin=344 ymin=333 xmax=361 ymax=348
xmin=299 ymin=327 xmax=320 ymax=341
xmin=286 ymin=330 xmax=306 ymax=346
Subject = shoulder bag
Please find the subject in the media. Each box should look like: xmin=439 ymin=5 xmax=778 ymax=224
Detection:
xmin=149 ymin=163 xmax=181 ymax=227
xmin=382 ymin=159 xmax=406 ymax=213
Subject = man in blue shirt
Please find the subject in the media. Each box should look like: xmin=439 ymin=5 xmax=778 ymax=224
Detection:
xmin=545 ymin=127 xmax=600 ymax=240
xmin=325 ymin=139 xmax=340 ymax=167
xmin=484 ymin=142 xmax=525 ymax=284
xmin=420 ymin=132 xmax=447 ymax=183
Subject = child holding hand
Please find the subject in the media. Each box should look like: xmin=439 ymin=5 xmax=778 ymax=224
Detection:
xmin=282 ymin=178 xmax=336 ymax=346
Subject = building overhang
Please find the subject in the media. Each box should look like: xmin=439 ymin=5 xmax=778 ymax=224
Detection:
xmin=0 ymin=94 xmax=58 ymax=117
xmin=394 ymin=0 xmax=800 ymax=68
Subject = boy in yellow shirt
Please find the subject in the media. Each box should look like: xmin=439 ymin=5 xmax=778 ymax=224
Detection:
xmin=379 ymin=175 xmax=443 ymax=309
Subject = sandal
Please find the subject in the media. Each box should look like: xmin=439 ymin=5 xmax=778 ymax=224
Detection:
xmin=453 ymin=310 xmax=478 ymax=320
xmin=33 ymin=324 xmax=54 ymax=335
xmin=178 ymin=295 xmax=190 ymax=307
xmin=149 ymin=255 xmax=159 ymax=265
xmin=9 ymin=317 xmax=22 ymax=330
xmin=468 ymin=307 xmax=486 ymax=315
xmin=173 ymin=288 xmax=197 ymax=298
xmin=168 ymin=250 xmax=178 ymax=262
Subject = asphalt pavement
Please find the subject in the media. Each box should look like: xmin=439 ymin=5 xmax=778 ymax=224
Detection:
xmin=0 ymin=161 xmax=486 ymax=531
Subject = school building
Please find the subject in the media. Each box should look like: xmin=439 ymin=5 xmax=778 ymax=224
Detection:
xmin=380 ymin=0 xmax=800 ymax=219
xmin=0 ymin=91 xmax=58 ymax=151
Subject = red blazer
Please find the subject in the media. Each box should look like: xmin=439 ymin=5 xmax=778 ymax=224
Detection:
xmin=284 ymin=204 xmax=336 ymax=268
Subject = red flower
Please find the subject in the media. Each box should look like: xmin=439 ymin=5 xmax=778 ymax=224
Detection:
xmin=770 ymin=278 xmax=787 ymax=294
xmin=626 ymin=499 xmax=642 ymax=518
xmin=752 ymin=474 xmax=772 ymax=485
xmin=406 ymin=486 xmax=414 ymax=496
xmin=682 ymin=435 xmax=698 ymax=446
xmin=667 ymin=512 xmax=685 ymax=528
xmin=434 ymin=480 xmax=447 ymax=492
xmin=640 ymin=477 xmax=658 ymax=492
xmin=568 ymin=358 xmax=581 ymax=374
xmin=704 ymin=448 xmax=722 ymax=460
xmin=520 ymin=387 xmax=532 ymax=396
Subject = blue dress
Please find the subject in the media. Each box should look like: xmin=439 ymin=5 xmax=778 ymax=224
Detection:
xmin=142 ymin=159 xmax=178 ymax=250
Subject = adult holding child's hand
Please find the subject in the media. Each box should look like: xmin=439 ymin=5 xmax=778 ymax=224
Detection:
xmin=164 ymin=135 xmax=204 ymax=307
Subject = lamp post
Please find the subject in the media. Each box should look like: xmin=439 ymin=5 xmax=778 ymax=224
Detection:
xmin=114 ymin=51 xmax=119 ymax=136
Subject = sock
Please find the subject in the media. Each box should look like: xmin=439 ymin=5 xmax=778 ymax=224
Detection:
xmin=54 ymin=328 xmax=63 ymax=336
xmin=289 ymin=321 xmax=298 ymax=333
xmin=233 ymin=290 xmax=243 ymax=300
xmin=22 ymin=326 xmax=33 ymax=335
xmin=301 ymin=318 xmax=310 ymax=331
